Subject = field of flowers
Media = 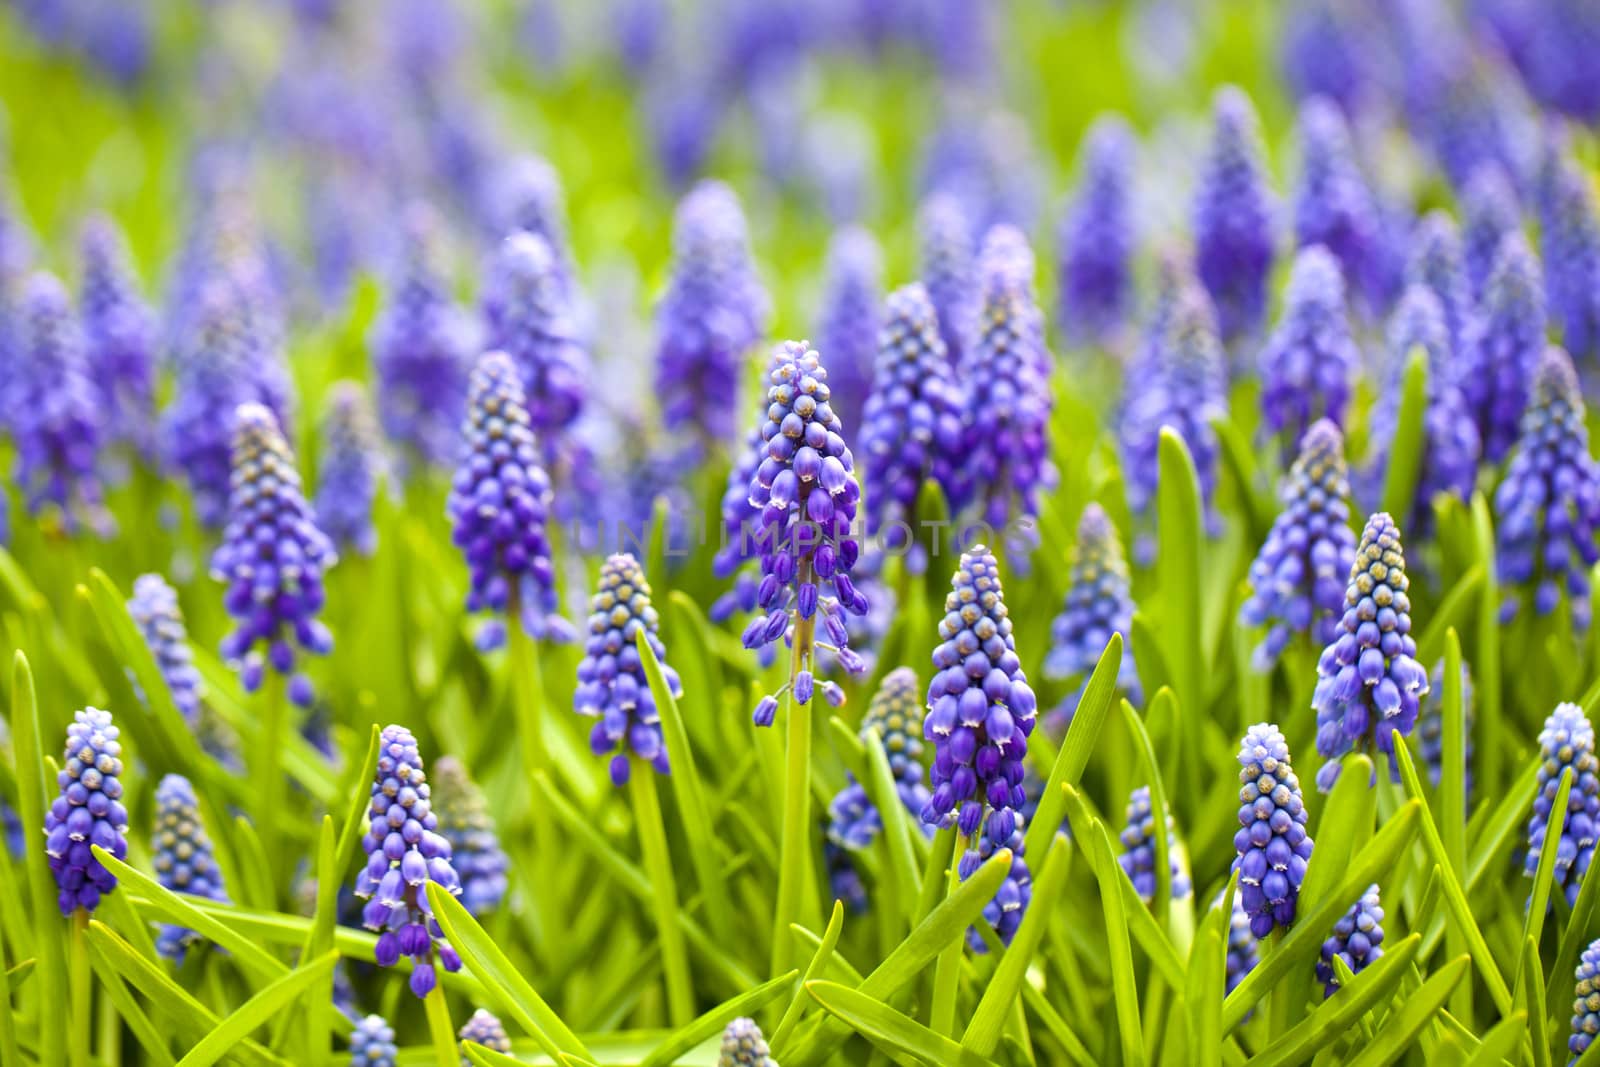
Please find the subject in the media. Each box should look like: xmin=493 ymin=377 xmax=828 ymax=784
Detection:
xmin=1 ymin=0 xmax=1599 ymax=1064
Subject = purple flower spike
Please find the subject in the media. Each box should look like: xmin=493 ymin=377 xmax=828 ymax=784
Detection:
xmin=447 ymin=351 xmax=573 ymax=649
xmin=1193 ymin=87 xmax=1276 ymax=343
xmin=575 ymin=553 xmax=680 ymax=785
xmin=1117 ymin=785 xmax=1190 ymax=905
xmin=860 ymin=283 xmax=965 ymax=546
xmin=1233 ymin=723 xmax=1314 ymax=938
xmin=922 ymin=547 xmax=1036 ymax=945
xmin=1460 ymin=164 xmax=1521 ymax=301
xmin=1464 ymin=234 xmax=1544 ymax=463
xmin=1573 ymin=939 xmax=1600 ymax=1061
xmin=1292 ymin=98 xmax=1382 ymax=315
xmin=1280 ymin=0 xmax=1370 ymax=114
xmin=458 ymin=1008 xmax=512 ymax=1059
xmin=654 ymin=181 xmax=769 ymax=443
xmin=371 ymin=204 xmax=475 ymax=473
xmin=1044 ymin=503 xmax=1141 ymax=725
xmin=1225 ymin=890 xmax=1260 ymax=994
xmin=482 ymin=230 xmax=588 ymax=446
xmin=719 ymin=1017 xmax=777 ymax=1067
xmin=1495 ymin=346 xmax=1600 ymax=630
xmin=152 ymin=774 xmax=229 ymax=960
xmin=12 ymin=272 xmax=110 ymax=535
xmin=1537 ymin=146 xmax=1600 ymax=364
xmin=744 ymin=341 xmax=868 ymax=721
xmin=350 ymin=1015 xmax=397 ymax=1067
xmin=1489 ymin=0 xmax=1600 ymax=122
xmin=1240 ymin=420 xmax=1357 ymax=672
xmin=354 ymin=725 xmax=464 ymax=998
xmin=44 ymin=707 xmax=129 ymax=915
xmin=1259 ymin=246 xmax=1360 ymax=443
xmin=316 ymin=382 xmax=388 ymax=558
xmin=431 ymin=756 xmax=507 ymax=916
xmin=489 ymin=154 xmax=577 ymax=299
xmin=917 ymin=193 xmax=977 ymax=368
xmin=1417 ymin=659 xmax=1474 ymax=801
xmin=816 ymin=226 xmax=883 ymax=434
xmin=211 ymin=404 xmax=336 ymax=705
xmin=1404 ymin=212 xmax=1475 ymax=378
xmin=827 ymin=668 xmax=933 ymax=859
xmin=78 ymin=215 xmax=155 ymax=455
xmin=1316 ymin=885 xmax=1384 ymax=997
xmin=1525 ymin=703 xmax=1600 ymax=908
xmin=963 ymin=226 xmax=1054 ymax=531
xmin=127 ymin=574 xmax=239 ymax=767
xmin=1311 ymin=512 xmax=1428 ymax=791
xmin=1057 ymin=115 xmax=1135 ymax=346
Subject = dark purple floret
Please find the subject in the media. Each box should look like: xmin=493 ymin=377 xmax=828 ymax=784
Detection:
xmin=655 ymin=180 xmax=769 ymax=444
xmin=211 ymin=403 xmax=336 ymax=706
xmin=1193 ymin=86 xmax=1276 ymax=343
xmin=1495 ymin=346 xmax=1600 ymax=630
xmin=1311 ymin=512 xmax=1428 ymax=791
xmin=1537 ymin=146 xmax=1600 ymax=364
xmin=431 ymin=755 xmax=507 ymax=916
xmin=1233 ymin=723 xmax=1314 ymax=938
xmin=354 ymin=724 xmax=464 ymax=998
xmin=1057 ymin=115 xmax=1136 ymax=346
xmin=1117 ymin=785 xmax=1191 ymax=904
xmin=1525 ymin=702 xmax=1600 ymax=907
xmin=44 ymin=707 xmax=129 ymax=915
xmin=152 ymin=773 xmax=229 ymax=960
xmin=917 ymin=193 xmax=977 ymax=369
xmin=1292 ymin=98 xmax=1383 ymax=315
xmin=77 ymin=215 xmax=155 ymax=455
xmin=1043 ymin=503 xmax=1141 ymax=725
xmin=315 ymin=382 xmax=388 ymax=558
xmin=1459 ymin=163 xmax=1521 ymax=301
xmin=1258 ymin=246 xmax=1360 ymax=443
xmin=447 ymin=351 xmax=573 ymax=649
xmin=1464 ymin=233 xmax=1544 ymax=462
xmin=1315 ymin=885 xmax=1384 ymax=997
xmin=1241 ymin=420 xmax=1358 ymax=672
xmin=816 ymin=226 xmax=883 ymax=434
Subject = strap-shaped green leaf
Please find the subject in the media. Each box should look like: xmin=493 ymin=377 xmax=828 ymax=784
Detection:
xmin=173 ymin=950 xmax=339 ymax=1067
xmin=805 ymin=980 xmax=998 ymax=1067
xmin=1344 ymin=955 xmax=1471 ymax=1067
xmin=1024 ymin=632 xmax=1122 ymax=861
xmin=637 ymin=969 xmax=796 ymax=1067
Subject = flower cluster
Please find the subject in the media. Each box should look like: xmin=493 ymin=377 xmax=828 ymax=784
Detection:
xmin=490 ymin=153 xmax=577 ymax=298
xmin=1460 ymin=164 xmax=1519 ymax=300
xmin=431 ymin=756 xmax=508 ymax=915
xmin=45 ymin=707 xmax=129 ymax=914
xmin=1574 ymin=939 xmax=1600 ymax=1063
xmin=457 ymin=1009 xmax=511 ymax=1062
xmin=447 ymin=351 xmax=572 ymax=649
xmin=827 ymin=668 xmax=932 ymax=859
xmin=743 ymin=341 xmax=867 ymax=725
xmin=1312 ymin=512 xmax=1427 ymax=790
xmin=211 ymin=403 xmax=337 ymax=705
xmin=1240 ymin=419 xmax=1357 ymax=671
xmin=1117 ymin=786 xmax=1191 ymax=904
xmin=350 ymin=1015 xmax=397 ymax=1067
xmin=1538 ymin=147 xmax=1600 ymax=362
xmin=1292 ymin=98 xmax=1381 ymax=313
xmin=1315 ymin=885 xmax=1385 ymax=997
xmin=1233 ymin=724 xmax=1314 ymax=937
xmin=1043 ymin=503 xmax=1141 ymax=725
xmin=1193 ymin=86 xmax=1275 ymax=342
xmin=354 ymin=724 xmax=464 ymax=998
xmin=1495 ymin=346 xmax=1600 ymax=629
xmin=575 ymin=553 xmax=680 ymax=784
xmin=1057 ymin=114 xmax=1134 ymax=345
xmin=654 ymin=180 xmax=769 ymax=443
xmin=718 ymin=1018 xmax=777 ymax=1067
xmin=77 ymin=215 xmax=155 ymax=454
xmin=1225 ymin=891 xmax=1259 ymax=994
xmin=482 ymin=230 xmax=588 ymax=448
xmin=127 ymin=573 xmax=239 ymax=767
xmin=152 ymin=774 xmax=229 ymax=959
xmin=1259 ymin=246 xmax=1359 ymax=444
xmin=1465 ymin=234 xmax=1545 ymax=463
xmin=816 ymin=225 xmax=883 ymax=433
xmin=1404 ymin=212 xmax=1475 ymax=375
xmin=316 ymin=382 xmax=388 ymax=558
xmin=917 ymin=193 xmax=977 ymax=367
xmin=859 ymin=283 xmax=964 ymax=546
xmin=1417 ymin=660 xmax=1475 ymax=800
xmin=1525 ymin=703 xmax=1600 ymax=907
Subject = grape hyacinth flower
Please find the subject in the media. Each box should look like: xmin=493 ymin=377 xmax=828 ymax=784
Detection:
xmin=490 ymin=154 xmax=577 ymax=297
xmin=860 ymin=283 xmax=964 ymax=548
xmin=457 ymin=1009 xmax=511 ymax=1062
xmin=718 ymin=1018 xmax=777 ymax=1067
xmin=921 ymin=548 xmax=1037 ymax=944
xmin=964 ymin=225 xmax=1054 ymax=532
xmin=827 ymin=668 xmax=933 ymax=857
xmin=1225 ymin=891 xmax=1260 ymax=994
xmin=1404 ymin=212 xmax=1475 ymax=376
xmin=816 ymin=226 xmax=883 ymax=434
xmin=1315 ymin=885 xmax=1385 ymax=997
xmin=1460 ymin=164 xmax=1521 ymax=301
xmin=1465 ymin=234 xmax=1545 ymax=463
xmin=1117 ymin=786 xmax=1191 ymax=904
xmin=1233 ymin=723 xmax=1314 ymax=937
xmin=151 ymin=774 xmax=228 ymax=959
xmin=212 ymin=404 xmax=336 ymax=705
xmin=1043 ymin=503 xmax=1141 ymax=725
xmin=1258 ymin=246 xmax=1359 ymax=443
xmin=654 ymin=181 xmax=769 ymax=443
xmin=1495 ymin=346 xmax=1600 ymax=629
xmin=12 ymin=272 xmax=110 ymax=534
xmin=354 ymin=724 xmax=463 ymax=998
xmin=1311 ymin=512 xmax=1428 ymax=791
xmin=575 ymin=553 xmax=680 ymax=784
xmin=1193 ymin=86 xmax=1276 ymax=343
xmin=482 ymin=230 xmax=588 ymax=451
xmin=917 ymin=193 xmax=977 ymax=367
xmin=1057 ymin=114 xmax=1135 ymax=346
xmin=1417 ymin=659 xmax=1474 ymax=799
xmin=1240 ymin=420 xmax=1358 ymax=671
xmin=127 ymin=573 xmax=204 ymax=725
xmin=743 ymin=341 xmax=868 ymax=725
xmin=1573 ymin=939 xmax=1600 ymax=1062
xmin=447 ymin=351 xmax=572 ymax=650
xmin=824 ymin=839 xmax=868 ymax=914
xmin=1292 ymin=98 xmax=1381 ymax=314
xmin=1539 ymin=148 xmax=1600 ymax=363
xmin=78 ymin=215 xmax=155 ymax=454
xmin=316 ymin=382 xmax=387 ymax=558
xmin=350 ymin=1015 xmax=397 ymax=1067
xmin=1525 ymin=703 xmax=1600 ymax=908
xmin=44 ymin=707 xmax=129 ymax=914
xmin=431 ymin=756 xmax=507 ymax=916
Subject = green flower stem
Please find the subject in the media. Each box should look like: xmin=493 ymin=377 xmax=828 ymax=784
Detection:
xmin=929 ymin=831 xmax=968 ymax=1037
xmin=70 ymin=908 xmax=91 ymax=1067
xmin=507 ymin=599 xmax=549 ymax=774
xmin=253 ymin=670 xmax=287 ymax=893
xmin=1264 ymin=929 xmax=1289 ymax=1040
xmin=424 ymin=974 xmax=456 ymax=1067
xmin=772 ymin=583 xmax=818 ymax=976
xmin=630 ymin=760 xmax=695 ymax=1025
